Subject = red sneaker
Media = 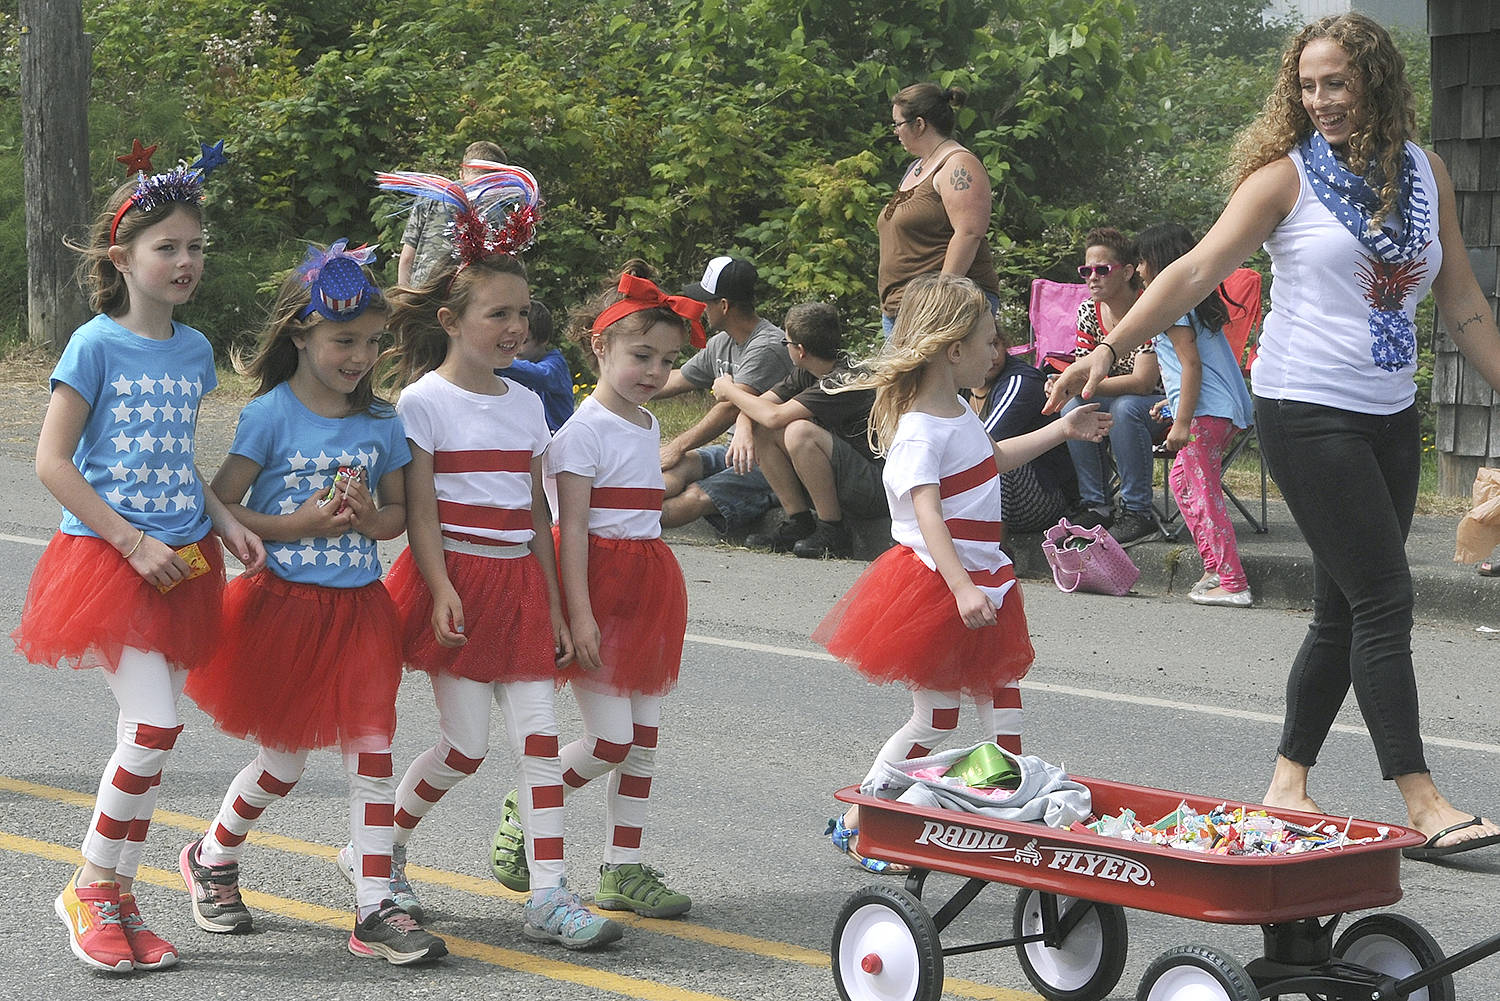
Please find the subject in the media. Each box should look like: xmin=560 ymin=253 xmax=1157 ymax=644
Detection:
xmin=53 ymin=869 xmax=134 ymax=972
xmin=118 ymin=893 xmax=179 ymax=970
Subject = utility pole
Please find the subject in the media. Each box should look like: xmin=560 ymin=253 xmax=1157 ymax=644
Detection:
xmin=20 ymin=0 xmax=91 ymax=351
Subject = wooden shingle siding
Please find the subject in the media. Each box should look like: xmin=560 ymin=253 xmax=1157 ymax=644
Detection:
xmin=1431 ymin=0 xmax=1500 ymax=494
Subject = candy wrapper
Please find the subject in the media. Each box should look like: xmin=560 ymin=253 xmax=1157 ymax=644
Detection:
xmin=156 ymin=541 xmax=211 ymax=594
xmin=319 ymin=466 xmax=366 ymax=514
xmin=1084 ymin=799 xmax=1390 ymax=857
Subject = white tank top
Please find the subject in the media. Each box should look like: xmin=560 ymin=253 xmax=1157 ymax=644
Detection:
xmin=1252 ymin=142 xmax=1441 ymax=415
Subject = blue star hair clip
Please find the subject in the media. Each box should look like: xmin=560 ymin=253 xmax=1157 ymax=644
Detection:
xmin=110 ymin=137 xmax=230 ymax=243
xmin=296 ymin=239 xmax=380 ymax=321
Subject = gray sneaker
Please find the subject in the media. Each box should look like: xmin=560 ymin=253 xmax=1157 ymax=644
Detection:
xmin=348 ymin=901 xmax=446 ymax=965
xmin=336 ymin=842 xmax=424 ymax=921
xmin=522 ymin=879 xmax=623 ymax=950
xmin=179 ymin=837 xmax=252 ymax=934
xmin=1108 ymin=509 xmax=1159 ymax=546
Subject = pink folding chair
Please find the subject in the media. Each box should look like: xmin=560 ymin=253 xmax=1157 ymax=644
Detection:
xmin=1024 ymin=279 xmax=1091 ymax=370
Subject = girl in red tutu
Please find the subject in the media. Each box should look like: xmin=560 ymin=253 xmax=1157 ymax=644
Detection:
xmin=374 ymin=164 xmax=622 ymax=950
xmin=12 ymin=146 xmax=264 ymax=973
xmin=813 ymin=273 xmax=1110 ymax=873
xmin=488 ymin=262 xmax=704 ymax=919
xmin=178 ymin=242 xmax=445 ymax=964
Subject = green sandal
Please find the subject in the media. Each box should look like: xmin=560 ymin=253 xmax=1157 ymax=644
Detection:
xmin=595 ymin=862 xmax=691 ymax=918
xmin=489 ymin=789 xmax=531 ymax=892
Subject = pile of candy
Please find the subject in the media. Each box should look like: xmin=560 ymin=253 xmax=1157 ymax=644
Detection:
xmin=1075 ymin=802 xmax=1391 ymax=856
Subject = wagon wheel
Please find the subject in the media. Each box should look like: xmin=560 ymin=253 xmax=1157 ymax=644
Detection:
xmin=1331 ymin=913 xmax=1454 ymax=1001
xmin=832 ymin=885 xmax=943 ymax=1001
xmin=1012 ymin=889 xmax=1129 ymax=1001
xmin=1136 ymin=944 xmax=1258 ymax=1001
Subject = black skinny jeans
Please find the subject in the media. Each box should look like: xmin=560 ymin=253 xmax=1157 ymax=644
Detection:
xmin=1254 ymin=396 xmax=1425 ymax=779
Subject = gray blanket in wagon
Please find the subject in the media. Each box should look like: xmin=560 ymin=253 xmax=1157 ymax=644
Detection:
xmin=862 ymin=742 xmax=1092 ymax=829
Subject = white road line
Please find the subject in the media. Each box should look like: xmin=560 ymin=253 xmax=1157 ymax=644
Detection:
xmin=683 ymin=632 xmax=1500 ymax=757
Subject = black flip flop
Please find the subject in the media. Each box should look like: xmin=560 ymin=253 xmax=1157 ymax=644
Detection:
xmin=1402 ymin=816 xmax=1500 ymax=861
xmin=1480 ymin=560 xmax=1499 ymax=577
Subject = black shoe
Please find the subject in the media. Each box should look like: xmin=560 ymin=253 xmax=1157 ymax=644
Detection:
xmin=1108 ymin=509 xmax=1158 ymax=546
xmin=1069 ymin=507 xmax=1113 ymax=530
xmin=746 ymin=512 xmax=814 ymax=552
xmin=793 ymin=519 xmax=853 ymax=559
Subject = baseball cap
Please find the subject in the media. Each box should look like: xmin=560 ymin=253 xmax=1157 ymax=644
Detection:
xmin=682 ymin=256 xmax=757 ymax=304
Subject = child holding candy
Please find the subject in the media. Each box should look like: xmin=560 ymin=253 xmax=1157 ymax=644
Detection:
xmin=179 ymin=241 xmax=446 ymax=964
xmin=13 ymin=141 xmax=263 ymax=973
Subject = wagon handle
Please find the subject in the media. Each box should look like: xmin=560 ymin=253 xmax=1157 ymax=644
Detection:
xmin=1393 ymin=928 xmax=1500 ymax=997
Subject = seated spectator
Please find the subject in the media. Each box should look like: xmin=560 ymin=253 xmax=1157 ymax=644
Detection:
xmin=655 ymin=256 xmax=793 ymax=535
xmin=710 ymin=302 xmax=884 ymax=559
xmin=1058 ymin=226 xmax=1165 ymax=545
xmin=963 ymin=344 xmax=1077 ymax=534
xmin=500 ymin=300 xmax=575 ymax=432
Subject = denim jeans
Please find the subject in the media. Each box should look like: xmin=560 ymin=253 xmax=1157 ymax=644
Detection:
xmin=1062 ymin=392 xmax=1164 ymax=513
xmin=1254 ymin=396 xmax=1425 ymax=779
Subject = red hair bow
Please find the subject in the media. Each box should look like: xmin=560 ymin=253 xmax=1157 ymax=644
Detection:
xmin=592 ymin=273 xmax=707 ymax=348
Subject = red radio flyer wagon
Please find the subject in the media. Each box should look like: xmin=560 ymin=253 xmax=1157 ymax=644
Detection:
xmin=832 ymin=777 xmax=1500 ymax=1001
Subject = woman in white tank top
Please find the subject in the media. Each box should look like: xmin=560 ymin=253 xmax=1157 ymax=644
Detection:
xmin=1049 ymin=13 xmax=1500 ymax=861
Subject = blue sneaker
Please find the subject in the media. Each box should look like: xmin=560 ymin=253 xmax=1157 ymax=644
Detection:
xmin=522 ymin=880 xmax=623 ymax=951
xmin=826 ymin=815 xmax=910 ymax=875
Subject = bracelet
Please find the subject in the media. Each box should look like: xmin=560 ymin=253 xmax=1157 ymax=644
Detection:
xmin=1099 ymin=341 xmax=1119 ymax=365
xmin=123 ymin=529 xmax=145 ymax=559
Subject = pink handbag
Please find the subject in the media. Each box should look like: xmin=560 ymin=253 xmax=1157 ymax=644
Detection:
xmin=1041 ymin=518 xmax=1140 ymax=595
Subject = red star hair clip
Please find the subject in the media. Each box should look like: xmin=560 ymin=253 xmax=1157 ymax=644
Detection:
xmin=110 ymin=138 xmax=230 ymax=244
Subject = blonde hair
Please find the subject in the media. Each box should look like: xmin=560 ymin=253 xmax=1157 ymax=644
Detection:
xmin=1230 ymin=13 xmax=1415 ymax=232
xmin=233 ymin=257 xmax=391 ymax=415
xmin=848 ymin=273 xmax=988 ymax=455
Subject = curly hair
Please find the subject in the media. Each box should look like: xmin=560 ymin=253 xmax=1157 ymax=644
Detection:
xmin=838 ymin=273 xmax=988 ymax=455
xmin=1230 ymin=13 xmax=1416 ymax=233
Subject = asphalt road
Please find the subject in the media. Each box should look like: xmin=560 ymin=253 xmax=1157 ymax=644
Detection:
xmin=1 ymin=453 xmax=1498 ymax=1000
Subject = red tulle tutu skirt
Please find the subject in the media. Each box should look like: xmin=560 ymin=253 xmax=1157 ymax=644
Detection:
xmin=812 ymin=546 xmax=1034 ymax=696
xmin=554 ymin=530 xmax=687 ymax=696
xmin=184 ymin=575 xmax=401 ymax=752
xmin=12 ymin=531 xmax=225 ymax=673
xmin=386 ymin=546 xmax=555 ymax=684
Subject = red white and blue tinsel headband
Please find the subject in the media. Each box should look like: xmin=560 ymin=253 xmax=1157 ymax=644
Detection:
xmin=110 ymin=139 xmax=228 ymax=244
xmin=296 ymin=240 xmax=380 ymax=321
xmin=375 ymin=161 xmax=540 ymax=276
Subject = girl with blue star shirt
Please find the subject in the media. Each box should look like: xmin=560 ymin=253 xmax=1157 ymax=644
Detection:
xmin=179 ymin=244 xmax=445 ymax=965
xmin=14 ymin=148 xmax=264 ymax=974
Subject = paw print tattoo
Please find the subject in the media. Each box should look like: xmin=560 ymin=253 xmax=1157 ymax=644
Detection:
xmin=950 ymin=165 xmax=973 ymax=191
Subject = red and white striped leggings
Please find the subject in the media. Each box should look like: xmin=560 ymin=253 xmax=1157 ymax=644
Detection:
xmin=862 ymin=682 xmax=1023 ymax=786
xmin=559 ymin=687 xmax=663 ymax=865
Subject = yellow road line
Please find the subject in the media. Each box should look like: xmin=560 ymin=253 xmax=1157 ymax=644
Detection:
xmin=5 ymin=829 xmax=749 ymax=1001
xmin=2 ymin=774 xmax=1038 ymax=1000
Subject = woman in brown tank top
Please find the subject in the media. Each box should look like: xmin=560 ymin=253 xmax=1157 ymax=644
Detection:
xmin=876 ymin=83 xmax=1000 ymax=334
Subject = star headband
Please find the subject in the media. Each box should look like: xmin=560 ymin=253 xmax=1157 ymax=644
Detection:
xmin=110 ymin=139 xmax=228 ymax=244
xmin=592 ymin=273 xmax=708 ymax=348
xmin=375 ymin=162 xmax=540 ymax=277
xmin=295 ymin=240 xmax=380 ymax=321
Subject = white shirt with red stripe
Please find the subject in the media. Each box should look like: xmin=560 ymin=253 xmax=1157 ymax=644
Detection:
xmin=884 ymin=404 xmax=1014 ymax=601
xmin=543 ymin=396 xmax=664 ymax=540
xmin=397 ymin=371 xmax=550 ymax=547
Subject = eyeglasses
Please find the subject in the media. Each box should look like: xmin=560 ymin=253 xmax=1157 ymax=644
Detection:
xmin=891 ymin=118 xmax=914 ymax=133
xmin=1077 ymin=264 xmax=1119 ymax=278
xmin=781 ymin=338 xmax=801 ymax=348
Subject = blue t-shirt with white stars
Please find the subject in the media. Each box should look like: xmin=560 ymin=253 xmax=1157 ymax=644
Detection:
xmin=228 ymin=382 xmax=411 ymax=588
xmin=50 ymin=314 xmax=217 ymax=546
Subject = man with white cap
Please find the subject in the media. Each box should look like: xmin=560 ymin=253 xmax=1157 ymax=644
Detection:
xmin=655 ymin=256 xmax=793 ymax=536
